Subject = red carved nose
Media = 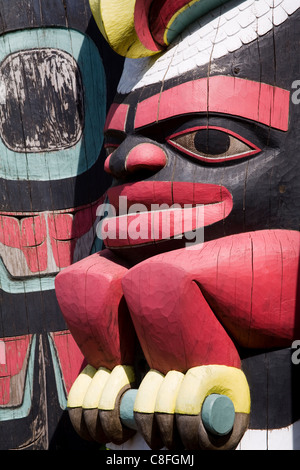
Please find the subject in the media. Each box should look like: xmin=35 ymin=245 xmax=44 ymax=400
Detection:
xmin=125 ymin=143 xmax=167 ymax=173
xmin=104 ymin=143 xmax=167 ymax=175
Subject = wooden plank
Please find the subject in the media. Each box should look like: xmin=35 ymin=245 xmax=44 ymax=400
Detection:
xmin=0 ymin=0 xmax=124 ymax=450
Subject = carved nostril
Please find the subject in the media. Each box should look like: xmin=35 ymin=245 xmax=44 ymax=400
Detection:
xmin=125 ymin=143 xmax=167 ymax=173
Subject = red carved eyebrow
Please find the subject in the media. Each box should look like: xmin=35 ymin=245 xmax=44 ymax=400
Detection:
xmin=104 ymin=103 xmax=129 ymax=132
xmin=134 ymin=76 xmax=290 ymax=131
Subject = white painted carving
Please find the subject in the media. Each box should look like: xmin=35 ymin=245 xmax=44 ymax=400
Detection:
xmin=117 ymin=0 xmax=300 ymax=94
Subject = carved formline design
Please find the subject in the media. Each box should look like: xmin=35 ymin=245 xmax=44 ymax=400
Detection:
xmin=118 ymin=0 xmax=300 ymax=93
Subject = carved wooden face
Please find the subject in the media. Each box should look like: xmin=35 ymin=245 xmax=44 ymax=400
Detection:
xmin=103 ymin=5 xmax=300 ymax=262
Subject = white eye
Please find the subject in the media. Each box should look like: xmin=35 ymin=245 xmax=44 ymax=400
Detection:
xmin=167 ymin=126 xmax=261 ymax=163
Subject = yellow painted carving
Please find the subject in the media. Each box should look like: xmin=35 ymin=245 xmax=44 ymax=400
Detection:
xmin=155 ymin=370 xmax=184 ymax=414
xmin=98 ymin=365 xmax=135 ymax=411
xmin=134 ymin=369 xmax=165 ymax=414
xmin=89 ymin=0 xmax=157 ymax=58
xmin=175 ymin=365 xmax=251 ymax=416
xmin=82 ymin=367 xmax=111 ymax=409
xmin=67 ymin=364 xmax=97 ymax=408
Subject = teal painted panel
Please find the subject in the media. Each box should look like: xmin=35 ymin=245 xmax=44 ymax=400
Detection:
xmin=0 ymin=258 xmax=55 ymax=294
xmin=0 ymin=28 xmax=106 ymax=181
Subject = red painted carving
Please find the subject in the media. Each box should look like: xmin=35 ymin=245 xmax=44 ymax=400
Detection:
xmin=134 ymin=77 xmax=290 ymax=131
xmin=0 ymin=335 xmax=32 ymax=405
xmin=134 ymin=0 xmax=162 ymax=52
xmin=149 ymin=0 xmax=196 ymax=46
xmin=0 ymin=215 xmax=47 ymax=272
xmin=102 ymin=181 xmax=233 ymax=248
xmin=104 ymin=103 xmax=129 ymax=132
xmin=56 ymin=229 xmax=300 ymax=374
xmin=55 ymin=250 xmax=136 ymax=370
xmin=51 ymin=331 xmax=86 ymax=394
xmin=0 ymin=200 xmax=100 ymax=273
xmin=125 ymin=143 xmax=167 ymax=173
xmin=123 ymin=230 xmax=300 ymax=367
xmin=48 ymin=203 xmax=98 ymax=268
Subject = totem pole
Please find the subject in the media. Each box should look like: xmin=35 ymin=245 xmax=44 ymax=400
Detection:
xmin=55 ymin=0 xmax=300 ymax=450
xmin=0 ymin=0 xmax=123 ymax=449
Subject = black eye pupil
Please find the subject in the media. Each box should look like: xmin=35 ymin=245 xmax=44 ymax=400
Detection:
xmin=194 ymin=129 xmax=230 ymax=155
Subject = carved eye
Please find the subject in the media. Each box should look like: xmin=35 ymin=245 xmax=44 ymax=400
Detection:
xmin=167 ymin=126 xmax=261 ymax=163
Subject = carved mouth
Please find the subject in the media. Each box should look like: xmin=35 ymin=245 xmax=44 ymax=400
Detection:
xmin=102 ymin=182 xmax=233 ymax=248
xmin=0 ymin=199 xmax=102 ymax=277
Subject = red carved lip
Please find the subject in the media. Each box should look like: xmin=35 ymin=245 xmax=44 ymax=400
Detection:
xmin=102 ymin=181 xmax=233 ymax=248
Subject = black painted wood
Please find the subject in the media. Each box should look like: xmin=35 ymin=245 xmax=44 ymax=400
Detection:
xmin=242 ymin=348 xmax=300 ymax=430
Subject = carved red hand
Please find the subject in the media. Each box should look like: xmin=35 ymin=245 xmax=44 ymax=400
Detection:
xmin=122 ymin=230 xmax=300 ymax=374
xmin=55 ymin=250 xmax=135 ymax=370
